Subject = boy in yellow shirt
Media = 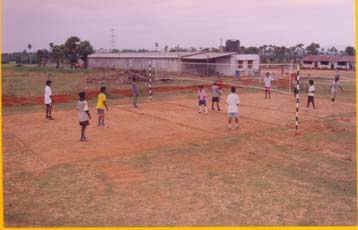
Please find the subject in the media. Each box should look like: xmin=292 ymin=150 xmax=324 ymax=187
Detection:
xmin=96 ymin=86 xmax=109 ymax=127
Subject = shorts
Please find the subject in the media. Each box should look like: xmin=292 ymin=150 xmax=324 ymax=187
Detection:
xmin=79 ymin=120 xmax=89 ymax=127
xmin=198 ymin=100 xmax=206 ymax=106
xmin=97 ymin=109 xmax=105 ymax=115
xmin=265 ymin=87 xmax=271 ymax=92
xmin=45 ymin=103 xmax=52 ymax=106
xmin=228 ymin=112 xmax=239 ymax=118
xmin=212 ymin=97 xmax=219 ymax=102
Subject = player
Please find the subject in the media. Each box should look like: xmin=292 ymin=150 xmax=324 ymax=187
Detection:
xmin=197 ymin=85 xmax=208 ymax=113
xmin=96 ymin=86 xmax=109 ymax=127
xmin=44 ymin=80 xmax=54 ymax=120
xmin=335 ymin=70 xmax=340 ymax=81
xmin=264 ymin=72 xmax=273 ymax=99
xmin=77 ymin=92 xmax=91 ymax=141
xmin=211 ymin=81 xmax=221 ymax=111
xmin=305 ymin=80 xmax=316 ymax=111
xmin=226 ymin=86 xmax=240 ymax=129
xmin=330 ymin=78 xmax=344 ymax=103
xmin=132 ymin=77 xmax=139 ymax=108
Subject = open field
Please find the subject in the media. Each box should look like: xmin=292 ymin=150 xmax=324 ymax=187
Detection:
xmin=2 ymin=65 xmax=357 ymax=226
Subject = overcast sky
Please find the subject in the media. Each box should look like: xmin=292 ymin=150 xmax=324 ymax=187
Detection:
xmin=3 ymin=0 xmax=355 ymax=52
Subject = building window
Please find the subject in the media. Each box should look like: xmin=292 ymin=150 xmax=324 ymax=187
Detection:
xmin=303 ymin=61 xmax=313 ymax=64
xmin=238 ymin=60 xmax=243 ymax=69
xmin=320 ymin=61 xmax=329 ymax=65
xmin=248 ymin=60 xmax=253 ymax=69
xmin=337 ymin=61 xmax=347 ymax=66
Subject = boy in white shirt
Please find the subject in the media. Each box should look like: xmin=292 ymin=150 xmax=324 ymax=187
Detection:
xmin=305 ymin=80 xmax=316 ymax=111
xmin=44 ymin=80 xmax=54 ymax=120
xmin=226 ymin=86 xmax=240 ymax=129
xmin=263 ymin=72 xmax=273 ymax=99
xmin=77 ymin=92 xmax=91 ymax=141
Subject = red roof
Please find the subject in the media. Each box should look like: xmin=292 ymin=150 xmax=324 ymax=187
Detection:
xmin=303 ymin=55 xmax=355 ymax=62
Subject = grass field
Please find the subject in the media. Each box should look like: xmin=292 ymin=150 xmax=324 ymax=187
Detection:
xmin=2 ymin=65 xmax=356 ymax=226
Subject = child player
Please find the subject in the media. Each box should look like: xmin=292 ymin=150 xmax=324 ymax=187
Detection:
xmin=305 ymin=80 xmax=316 ymax=111
xmin=211 ymin=81 xmax=221 ymax=111
xmin=44 ymin=80 xmax=54 ymax=120
xmin=226 ymin=86 xmax=240 ymax=129
xmin=96 ymin=86 xmax=109 ymax=127
xmin=77 ymin=92 xmax=91 ymax=141
xmin=197 ymin=85 xmax=208 ymax=113
xmin=264 ymin=72 xmax=273 ymax=99
xmin=330 ymin=77 xmax=344 ymax=103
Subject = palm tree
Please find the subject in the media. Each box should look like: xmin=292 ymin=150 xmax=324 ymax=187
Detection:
xmin=155 ymin=42 xmax=159 ymax=51
xmin=330 ymin=47 xmax=338 ymax=56
xmin=27 ymin=43 xmax=32 ymax=64
xmin=295 ymin=43 xmax=304 ymax=58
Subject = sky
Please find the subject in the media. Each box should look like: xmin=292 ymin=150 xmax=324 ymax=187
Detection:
xmin=2 ymin=0 xmax=355 ymax=53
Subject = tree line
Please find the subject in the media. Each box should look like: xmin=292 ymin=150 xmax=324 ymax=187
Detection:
xmin=2 ymin=36 xmax=94 ymax=69
xmin=3 ymin=40 xmax=355 ymax=67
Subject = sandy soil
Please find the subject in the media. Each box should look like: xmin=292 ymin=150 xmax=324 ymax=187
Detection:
xmin=3 ymin=91 xmax=356 ymax=226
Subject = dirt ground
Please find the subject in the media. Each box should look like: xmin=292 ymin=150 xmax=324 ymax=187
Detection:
xmin=3 ymin=90 xmax=356 ymax=227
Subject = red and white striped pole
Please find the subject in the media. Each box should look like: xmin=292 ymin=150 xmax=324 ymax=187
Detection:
xmin=149 ymin=62 xmax=152 ymax=101
xmin=295 ymin=64 xmax=300 ymax=130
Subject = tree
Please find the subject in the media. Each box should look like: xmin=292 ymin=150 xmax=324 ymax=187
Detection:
xmin=164 ymin=45 xmax=168 ymax=52
xmin=155 ymin=42 xmax=159 ymax=51
xmin=295 ymin=43 xmax=304 ymax=58
xmin=245 ymin=46 xmax=259 ymax=54
xmin=111 ymin=49 xmax=120 ymax=53
xmin=37 ymin=49 xmax=50 ymax=66
xmin=345 ymin=46 xmax=355 ymax=55
xmin=306 ymin=43 xmax=320 ymax=55
xmin=330 ymin=47 xmax=338 ymax=55
xmin=64 ymin=36 xmax=81 ymax=69
xmin=49 ymin=43 xmax=65 ymax=68
xmin=27 ymin=43 xmax=32 ymax=64
xmin=77 ymin=40 xmax=94 ymax=68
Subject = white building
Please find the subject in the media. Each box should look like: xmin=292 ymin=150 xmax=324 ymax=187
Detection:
xmin=302 ymin=55 xmax=355 ymax=70
xmin=88 ymin=52 xmax=260 ymax=77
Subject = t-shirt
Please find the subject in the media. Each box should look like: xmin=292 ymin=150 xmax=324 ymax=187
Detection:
xmin=264 ymin=76 xmax=273 ymax=88
xmin=217 ymin=80 xmax=223 ymax=89
xmin=96 ymin=93 xmax=106 ymax=109
xmin=292 ymin=80 xmax=298 ymax=88
xmin=44 ymin=85 xmax=52 ymax=104
xmin=197 ymin=89 xmax=206 ymax=100
xmin=77 ymin=100 xmax=90 ymax=122
xmin=308 ymin=85 xmax=315 ymax=96
xmin=335 ymin=72 xmax=340 ymax=80
xmin=226 ymin=93 xmax=240 ymax=113
xmin=212 ymin=85 xmax=220 ymax=97
xmin=331 ymin=81 xmax=339 ymax=92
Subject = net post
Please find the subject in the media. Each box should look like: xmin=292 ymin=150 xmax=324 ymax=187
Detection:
xmin=295 ymin=64 xmax=300 ymax=130
xmin=149 ymin=61 xmax=152 ymax=101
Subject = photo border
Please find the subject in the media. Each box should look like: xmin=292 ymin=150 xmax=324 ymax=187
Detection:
xmin=0 ymin=0 xmax=357 ymax=229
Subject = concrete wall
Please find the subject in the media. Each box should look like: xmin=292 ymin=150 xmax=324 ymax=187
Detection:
xmin=302 ymin=61 xmax=354 ymax=70
xmin=88 ymin=54 xmax=262 ymax=77
xmin=88 ymin=57 xmax=180 ymax=72
xmin=215 ymin=56 xmax=235 ymax=76
xmin=236 ymin=54 xmax=260 ymax=76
